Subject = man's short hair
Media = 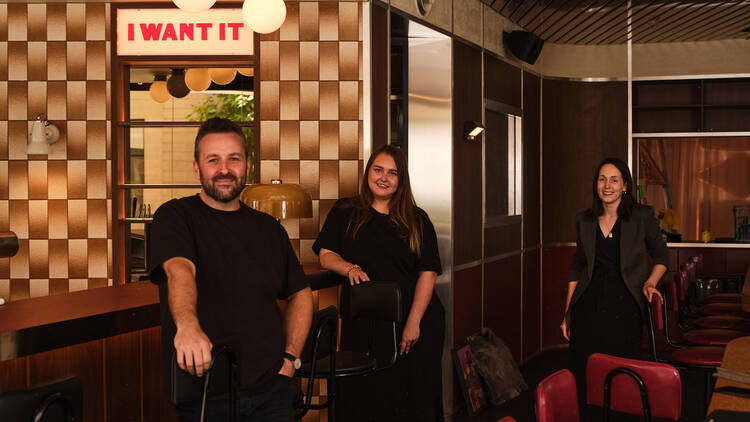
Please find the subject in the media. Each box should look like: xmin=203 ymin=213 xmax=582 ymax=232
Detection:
xmin=194 ymin=117 xmax=248 ymax=161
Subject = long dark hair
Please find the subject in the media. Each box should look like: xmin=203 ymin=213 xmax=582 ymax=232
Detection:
xmin=348 ymin=145 xmax=422 ymax=254
xmin=589 ymin=157 xmax=636 ymax=219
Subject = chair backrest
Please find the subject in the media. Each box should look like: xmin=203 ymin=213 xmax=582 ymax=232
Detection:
xmin=662 ymin=277 xmax=679 ymax=312
xmin=349 ymin=281 xmax=403 ymax=323
xmin=676 ymin=268 xmax=688 ymax=301
xmin=496 ymin=417 xmax=517 ymax=422
xmin=301 ymin=305 xmax=338 ymax=363
xmin=586 ymin=353 xmax=682 ymax=421
xmin=535 ymin=369 xmax=579 ymax=422
xmin=0 ymin=377 xmax=82 ymax=422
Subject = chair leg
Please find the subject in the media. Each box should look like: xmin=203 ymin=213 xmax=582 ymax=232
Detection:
xmin=327 ymin=377 xmax=336 ymax=422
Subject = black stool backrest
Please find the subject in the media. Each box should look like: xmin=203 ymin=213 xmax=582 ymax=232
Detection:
xmin=349 ymin=282 xmax=403 ymax=323
xmin=301 ymin=306 xmax=338 ymax=363
xmin=0 ymin=377 xmax=82 ymax=422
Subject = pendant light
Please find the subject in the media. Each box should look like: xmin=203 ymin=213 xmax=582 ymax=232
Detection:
xmin=209 ymin=68 xmax=237 ymax=85
xmin=242 ymin=0 xmax=287 ymax=34
xmin=149 ymin=75 xmax=171 ymax=103
xmin=237 ymin=67 xmax=254 ymax=77
xmin=172 ymin=0 xmax=216 ymax=12
xmin=185 ymin=68 xmax=212 ymax=91
xmin=167 ymin=69 xmax=190 ymax=98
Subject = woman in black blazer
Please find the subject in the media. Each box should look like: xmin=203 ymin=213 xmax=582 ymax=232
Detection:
xmin=561 ymin=157 xmax=668 ymax=418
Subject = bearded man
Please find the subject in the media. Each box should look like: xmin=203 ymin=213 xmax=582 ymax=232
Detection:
xmin=149 ymin=117 xmax=312 ymax=422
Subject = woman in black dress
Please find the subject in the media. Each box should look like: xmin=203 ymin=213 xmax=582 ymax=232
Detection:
xmin=313 ymin=145 xmax=445 ymax=422
xmin=561 ymin=158 xmax=668 ymax=420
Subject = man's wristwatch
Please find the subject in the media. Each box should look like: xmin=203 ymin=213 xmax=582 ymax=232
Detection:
xmin=283 ymin=352 xmax=301 ymax=370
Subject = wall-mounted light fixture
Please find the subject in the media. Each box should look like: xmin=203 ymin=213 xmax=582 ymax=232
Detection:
xmin=149 ymin=75 xmax=170 ymax=103
xmin=27 ymin=114 xmax=60 ymax=155
xmin=173 ymin=0 xmax=216 ymax=12
xmin=242 ymin=0 xmax=287 ymax=34
xmin=464 ymin=121 xmax=485 ymax=142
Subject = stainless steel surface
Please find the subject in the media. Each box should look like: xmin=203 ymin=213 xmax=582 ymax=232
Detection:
xmin=405 ymin=19 xmax=454 ymax=417
xmin=482 ymin=0 xmax=750 ymax=45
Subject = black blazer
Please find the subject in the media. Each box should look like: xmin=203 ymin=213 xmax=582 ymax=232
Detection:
xmin=566 ymin=205 xmax=669 ymax=325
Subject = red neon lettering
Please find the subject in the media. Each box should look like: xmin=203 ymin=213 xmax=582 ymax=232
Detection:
xmin=140 ymin=23 xmax=163 ymax=41
xmin=161 ymin=23 xmax=177 ymax=40
xmin=196 ymin=23 xmax=212 ymax=40
xmin=220 ymin=23 xmax=226 ymax=40
xmin=228 ymin=23 xmax=244 ymax=40
xmin=180 ymin=23 xmax=194 ymax=41
xmin=128 ymin=23 xmax=134 ymax=41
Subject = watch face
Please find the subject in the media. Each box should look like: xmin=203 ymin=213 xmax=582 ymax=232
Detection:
xmin=293 ymin=358 xmax=301 ymax=370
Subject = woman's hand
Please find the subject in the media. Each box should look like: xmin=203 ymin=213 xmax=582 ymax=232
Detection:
xmin=642 ymin=282 xmax=662 ymax=303
xmin=560 ymin=318 xmax=570 ymax=341
xmin=400 ymin=319 xmax=420 ymax=354
xmin=347 ymin=264 xmax=370 ymax=285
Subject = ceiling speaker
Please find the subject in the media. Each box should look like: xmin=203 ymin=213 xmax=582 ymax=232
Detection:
xmin=503 ymin=31 xmax=544 ymax=65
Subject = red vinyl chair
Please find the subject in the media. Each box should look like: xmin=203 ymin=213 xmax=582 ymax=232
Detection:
xmin=496 ymin=417 xmax=516 ymax=422
xmin=535 ymin=369 xmax=579 ymax=422
xmin=677 ymin=269 xmax=749 ymax=317
xmin=586 ymin=353 xmax=682 ymax=422
xmin=691 ymin=256 xmax=743 ymax=304
xmin=673 ymin=271 xmax=750 ymax=331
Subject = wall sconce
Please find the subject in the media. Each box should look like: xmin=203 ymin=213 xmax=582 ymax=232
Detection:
xmin=173 ymin=0 xmax=216 ymax=12
xmin=240 ymin=179 xmax=312 ymax=220
xmin=242 ymin=0 xmax=287 ymax=34
xmin=464 ymin=121 xmax=485 ymax=142
xmin=27 ymin=114 xmax=60 ymax=155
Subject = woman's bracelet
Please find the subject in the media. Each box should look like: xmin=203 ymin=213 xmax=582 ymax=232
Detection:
xmin=346 ymin=264 xmax=361 ymax=275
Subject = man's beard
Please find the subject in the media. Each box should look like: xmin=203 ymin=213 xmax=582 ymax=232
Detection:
xmin=199 ymin=170 xmax=245 ymax=203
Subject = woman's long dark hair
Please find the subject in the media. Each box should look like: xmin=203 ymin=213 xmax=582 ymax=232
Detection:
xmin=589 ymin=157 xmax=637 ymax=219
xmin=347 ymin=145 xmax=422 ymax=254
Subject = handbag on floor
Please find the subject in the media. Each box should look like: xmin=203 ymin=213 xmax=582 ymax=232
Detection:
xmin=467 ymin=328 xmax=528 ymax=405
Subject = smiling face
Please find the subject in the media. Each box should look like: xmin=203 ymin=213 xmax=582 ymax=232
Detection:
xmin=193 ymin=132 xmax=249 ymax=206
xmin=597 ymin=163 xmax=627 ymax=207
xmin=367 ymin=152 xmax=399 ymax=203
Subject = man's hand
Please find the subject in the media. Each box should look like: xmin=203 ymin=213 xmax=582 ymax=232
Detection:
xmin=278 ymin=357 xmax=295 ymax=378
xmin=174 ymin=323 xmax=213 ymax=376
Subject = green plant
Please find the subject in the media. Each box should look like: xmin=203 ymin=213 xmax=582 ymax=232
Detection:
xmin=188 ymin=93 xmax=255 ymax=181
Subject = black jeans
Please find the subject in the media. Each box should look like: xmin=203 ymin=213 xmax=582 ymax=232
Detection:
xmin=176 ymin=374 xmax=295 ymax=422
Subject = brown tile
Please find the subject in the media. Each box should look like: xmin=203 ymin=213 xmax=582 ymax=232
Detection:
xmin=87 ymin=81 xmax=106 ymax=120
xmin=319 ymin=82 xmax=338 ymax=121
xmin=299 ymin=121 xmax=319 ymax=160
xmin=8 ymin=81 xmax=27 ymax=121
xmin=339 ymin=81 xmax=359 ymax=121
xmin=0 ymin=258 xmax=8 ymax=280
xmin=88 ymin=238 xmax=107 ymax=278
xmin=279 ymin=2 xmax=299 ymax=41
xmin=0 ymin=162 xmax=7 ymax=199
xmin=85 ymin=4 xmax=106 ymax=41
xmin=27 ymin=42 xmax=46 ymax=80
xmin=27 ymin=4 xmax=46 ymax=41
xmin=66 ymin=4 xmax=87 ymax=41
xmin=0 ymin=199 xmax=7 ymax=231
xmin=358 ymin=122 xmax=364 ymax=159
xmin=47 ymin=161 xmax=67 ymax=199
xmin=8 ymin=161 xmax=28 ymax=200
xmin=259 ymin=120 xmax=280 ymax=160
xmin=7 ymin=42 xmax=27 ymax=81
xmin=359 ymin=81 xmax=364 ymax=120
xmin=0 ymin=82 xmax=7 ymax=121
xmin=7 ymin=4 xmax=27 ymax=41
xmin=67 ymin=239 xmax=87 ymax=278
xmin=67 ymin=160 xmax=86 ymax=199
xmin=49 ymin=279 xmax=69 ymax=296
xmin=87 ymin=199 xmax=107 ymax=239
xmin=87 ymin=121 xmax=106 ymax=159
xmin=28 ymin=81 xmax=47 ymax=120
xmin=49 ymin=238 xmax=68 ymax=278
xmin=339 ymin=42 xmax=359 ymax=81
xmin=279 ymin=42 xmax=300 ymax=81
xmin=319 ymin=3 xmax=339 ymax=41
xmin=105 ymin=80 xmax=111 ymax=119
xmin=299 ymin=81 xmax=319 ymax=121
xmin=104 ymin=4 xmax=111 ymax=41
xmin=66 ymin=41 xmax=86 ymax=80
xmin=47 ymin=42 xmax=66 ymax=80
xmin=27 ymin=161 xmax=47 ymax=200
xmin=28 ymin=239 xmax=48 ymax=278
xmin=319 ymin=160 xmax=338 ymax=200
xmin=48 ymin=199 xmax=68 ymax=239
xmin=88 ymin=278 xmax=108 ymax=289
xmin=87 ymin=160 xmax=107 ymax=199
xmin=67 ymin=81 xmax=86 ymax=120
xmin=339 ymin=161 xmax=359 ymax=198
xmin=10 ymin=279 xmax=30 ymax=301
xmin=8 ymin=121 xmax=26 ymax=160
xmin=299 ymin=160 xmax=320 ymax=200
xmin=67 ymin=199 xmax=87 ymax=238
xmin=318 ymin=199 xmax=336 ymax=230
xmin=47 ymin=4 xmax=67 ymax=41
xmin=86 ymin=41 xmax=106 ymax=80
xmin=259 ymin=160 xmax=280 ymax=184
xmin=299 ymin=42 xmax=319 ymax=81
xmin=9 ymin=200 xmax=28 ymax=240
xmin=47 ymin=81 xmax=67 ymax=120
xmin=300 ymin=198 xmax=319 ymax=237
xmin=319 ymin=121 xmax=338 ymax=160
xmin=260 ymin=81 xmax=279 ymax=120
xmin=0 ymin=5 xmax=7 ymax=41
xmin=299 ymin=2 xmax=319 ymax=41
xmin=359 ymin=42 xmax=364 ymax=80
xmin=66 ymin=120 xmax=86 ymax=159
xmin=319 ymin=42 xmax=339 ymax=81
xmin=279 ymin=81 xmax=299 ymax=121
xmin=279 ymin=160 xmax=300 ymax=185
xmin=0 ymin=121 xmax=6 ymax=159
xmin=339 ymin=121 xmax=359 ymax=160
xmin=279 ymin=121 xmax=300 ymax=160
xmin=339 ymin=2 xmax=359 ymax=41
xmin=260 ymin=41 xmax=279 ymax=81
xmin=299 ymin=239 xmax=317 ymax=264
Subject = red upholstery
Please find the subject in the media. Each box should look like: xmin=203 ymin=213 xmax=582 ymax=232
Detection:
xmin=682 ymin=328 xmax=745 ymax=346
xmin=675 ymin=270 xmax=688 ymax=301
xmin=536 ymin=369 xmax=579 ymax=422
xmin=671 ymin=346 xmax=724 ymax=367
xmin=496 ymin=417 xmax=516 ymax=422
xmin=692 ymin=315 xmax=750 ymax=332
xmin=586 ymin=353 xmax=682 ymax=420
xmin=698 ymin=302 xmax=749 ymax=317
xmin=650 ymin=293 xmax=664 ymax=331
xmin=705 ymin=293 xmax=742 ymax=304
xmin=663 ymin=278 xmax=680 ymax=312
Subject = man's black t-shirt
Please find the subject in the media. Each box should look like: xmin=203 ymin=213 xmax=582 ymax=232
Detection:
xmin=149 ymin=194 xmax=308 ymax=390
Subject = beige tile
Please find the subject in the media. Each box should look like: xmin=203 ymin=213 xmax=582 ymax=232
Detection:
xmin=27 ymin=4 xmax=46 ymax=41
xmin=66 ymin=81 xmax=86 ymax=120
xmin=0 ymin=279 xmax=8 ymax=301
xmin=0 ymin=121 xmax=6 ymax=160
xmin=67 ymin=239 xmax=87 ymax=278
xmin=87 ymin=81 xmax=107 ymax=120
xmin=339 ymin=121 xmax=359 ymax=160
xmin=299 ymin=121 xmax=319 ymax=160
xmin=319 ymin=121 xmax=338 ymax=160
xmin=9 ymin=200 xmax=28 ymax=240
xmin=319 ymin=3 xmax=339 ymax=41
xmin=10 ymin=240 xmax=28 ymax=280
xmin=260 ymin=41 xmax=279 ymax=81
xmin=67 ymin=199 xmax=87 ymax=239
xmin=7 ymin=4 xmax=27 ymax=41
xmin=67 ymin=160 xmax=86 ymax=199
xmin=66 ymin=41 xmax=86 ymax=80
xmin=319 ymin=42 xmax=339 ymax=81
xmin=8 ymin=121 xmax=27 ymax=160
xmin=339 ymin=42 xmax=359 ymax=81
xmin=69 ymin=279 xmax=86 ymax=292
xmin=339 ymin=81 xmax=359 ymax=121
xmin=87 ymin=121 xmax=106 ymax=159
xmin=88 ymin=238 xmax=107 ymax=278
xmin=299 ymin=160 xmax=320 ymax=200
xmin=319 ymin=81 xmax=338 ymax=121
xmin=279 ymin=42 xmax=300 ymax=81
xmin=27 ymin=161 xmax=47 ymax=200
xmin=47 ymin=81 xmax=67 ymax=120
xmin=299 ymin=2 xmax=319 ymax=41
xmin=279 ymin=81 xmax=299 ymax=121
xmin=86 ymin=41 xmax=106 ymax=80
xmin=279 ymin=121 xmax=300 ymax=160
xmin=47 ymin=161 xmax=67 ymax=199
xmin=279 ymin=160 xmax=300 ymax=185
xmin=319 ymin=161 xmax=339 ymax=200
xmin=299 ymin=41 xmax=319 ymax=81
xmin=27 ymin=81 xmax=46 ymax=120
xmin=299 ymin=81 xmax=319 ymax=121
xmin=27 ymin=42 xmax=46 ymax=81
xmin=260 ymin=81 xmax=279 ymax=120
xmin=48 ymin=199 xmax=68 ymax=239
xmin=87 ymin=160 xmax=107 ymax=199
xmin=8 ymin=161 xmax=28 ymax=200
xmin=259 ymin=27 xmax=279 ymax=42
xmin=260 ymin=120 xmax=280 ymax=160
xmin=47 ymin=4 xmax=67 ymax=41
xmin=339 ymin=2 xmax=359 ymax=41
xmin=339 ymin=160 xmax=359 ymax=199
xmin=66 ymin=4 xmax=87 ymax=41
xmin=85 ymin=4 xmax=106 ymax=41
xmin=48 ymin=238 xmax=68 ymax=279
xmin=259 ymin=160 xmax=280 ymax=184
xmin=0 ymin=200 xmax=7 ymax=232
xmin=299 ymin=239 xmax=317 ymax=264
xmin=28 ymin=239 xmax=48 ymax=279
xmin=8 ymin=81 xmax=27 ymax=121
xmin=279 ymin=2 xmax=299 ymax=41
xmin=66 ymin=120 xmax=86 ymax=160
xmin=87 ymin=199 xmax=107 ymax=239
xmin=280 ymin=218 xmax=299 ymax=240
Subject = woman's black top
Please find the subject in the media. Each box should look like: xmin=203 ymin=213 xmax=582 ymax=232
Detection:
xmin=313 ymin=198 xmax=445 ymax=422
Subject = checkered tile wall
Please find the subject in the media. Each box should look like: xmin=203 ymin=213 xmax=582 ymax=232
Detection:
xmin=0 ymin=3 xmax=113 ymax=302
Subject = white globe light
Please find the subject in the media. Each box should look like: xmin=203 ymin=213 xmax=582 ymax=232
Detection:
xmin=242 ymin=0 xmax=287 ymax=34
xmin=209 ymin=68 xmax=237 ymax=85
xmin=173 ymin=0 xmax=216 ymax=13
xmin=149 ymin=81 xmax=171 ymax=103
xmin=185 ymin=68 xmax=212 ymax=91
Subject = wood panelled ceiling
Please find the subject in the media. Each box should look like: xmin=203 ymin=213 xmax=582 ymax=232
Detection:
xmin=481 ymin=0 xmax=750 ymax=44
